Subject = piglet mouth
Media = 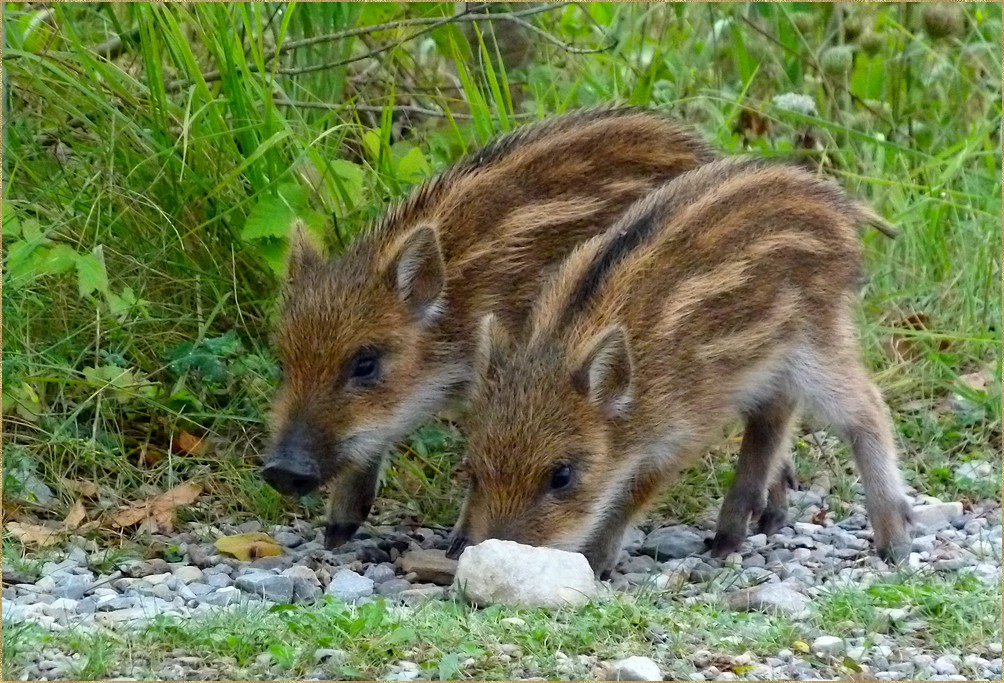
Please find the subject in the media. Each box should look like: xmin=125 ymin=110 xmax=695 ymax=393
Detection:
xmin=259 ymin=458 xmax=322 ymax=496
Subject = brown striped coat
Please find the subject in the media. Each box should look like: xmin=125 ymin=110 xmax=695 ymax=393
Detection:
xmin=450 ymin=157 xmax=913 ymax=575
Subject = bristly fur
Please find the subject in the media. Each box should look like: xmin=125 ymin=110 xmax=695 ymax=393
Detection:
xmin=266 ymin=107 xmax=716 ymax=545
xmin=454 ymin=157 xmax=912 ymax=575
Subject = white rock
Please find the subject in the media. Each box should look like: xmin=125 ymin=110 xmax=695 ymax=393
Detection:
xmin=934 ymin=656 xmax=960 ymax=676
xmin=453 ymin=539 xmax=597 ymax=609
xmin=912 ymin=503 xmax=963 ymax=532
xmin=603 ymin=656 xmax=662 ymax=681
xmin=812 ymin=635 xmax=845 ymax=657
xmin=725 ymin=582 xmax=810 ymax=618
xmin=955 ymin=460 xmax=993 ymax=482
xmin=143 ymin=572 xmax=174 ymax=586
xmin=172 ymin=566 xmax=204 ymax=584
xmin=325 ymin=569 xmax=374 ymax=602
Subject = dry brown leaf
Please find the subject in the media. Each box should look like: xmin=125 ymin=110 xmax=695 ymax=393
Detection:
xmin=956 ymin=370 xmax=991 ymax=393
xmin=214 ymin=532 xmax=284 ymax=561
xmin=60 ymin=479 xmax=99 ymax=498
xmin=109 ymin=481 xmax=202 ymax=533
xmin=139 ymin=445 xmax=166 ymax=468
xmin=64 ymin=499 xmax=87 ymax=531
xmin=174 ymin=430 xmax=206 ymax=456
xmin=6 ymin=521 xmax=62 ymax=547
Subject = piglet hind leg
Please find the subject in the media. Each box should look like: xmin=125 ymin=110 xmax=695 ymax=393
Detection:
xmin=796 ymin=352 xmax=913 ymax=563
xmin=708 ymin=394 xmax=797 ymax=558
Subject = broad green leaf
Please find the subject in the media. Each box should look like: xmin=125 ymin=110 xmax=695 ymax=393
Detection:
xmin=395 ymin=146 xmax=430 ymax=184
xmin=76 ymin=246 xmax=109 ymax=297
xmin=4 ymin=241 xmax=47 ymax=284
xmin=329 ymin=159 xmax=365 ymax=209
xmin=2 ymin=212 xmax=22 ymax=239
xmin=241 ymin=182 xmax=308 ymax=241
xmin=37 ymin=244 xmax=78 ymax=275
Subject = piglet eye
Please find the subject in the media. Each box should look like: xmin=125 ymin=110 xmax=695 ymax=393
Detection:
xmin=550 ymin=463 xmax=574 ymax=491
xmin=349 ymin=348 xmax=381 ymax=384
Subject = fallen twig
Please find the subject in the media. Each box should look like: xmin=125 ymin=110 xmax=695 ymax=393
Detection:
xmin=165 ymin=3 xmax=580 ymax=93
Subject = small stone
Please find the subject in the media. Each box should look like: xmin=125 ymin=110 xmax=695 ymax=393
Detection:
xmin=399 ymin=585 xmax=448 ymax=605
xmin=376 ymin=578 xmax=412 ymax=597
xmin=75 ymin=597 xmax=98 ymax=614
xmin=912 ymin=503 xmax=963 ymax=533
xmin=325 ymin=569 xmax=374 ymax=602
xmin=52 ymin=575 xmax=91 ymax=600
xmin=236 ymin=520 xmax=262 ymax=534
xmin=235 ymin=573 xmax=295 ymax=604
xmin=273 ymin=531 xmax=303 ymax=548
xmin=641 ymin=526 xmax=706 ymax=560
xmin=364 ymin=563 xmax=397 ymax=584
xmin=399 ymin=549 xmax=457 ymax=585
xmin=313 ymin=648 xmax=345 ymax=664
xmin=201 ymin=586 xmax=243 ymax=607
xmin=725 ymin=583 xmax=809 ymax=618
xmin=622 ymin=527 xmax=646 ymax=554
xmin=603 ymin=656 xmax=662 ymax=681
xmin=283 ymin=566 xmax=321 ymax=603
xmin=206 ymin=573 xmax=232 ymax=588
xmin=453 ymin=539 xmax=597 ymax=609
xmin=98 ymin=596 xmax=136 ymax=612
xmin=172 ymin=566 xmax=204 ymax=584
xmin=41 ymin=598 xmax=79 ymax=617
xmin=250 ymin=555 xmax=290 ymax=571
xmin=35 ymin=576 xmax=56 ymax=593
xmin=934 ymin=656 xmax=960 ymax=676
xmin=811 ymin=636 xmax=844 ymax=658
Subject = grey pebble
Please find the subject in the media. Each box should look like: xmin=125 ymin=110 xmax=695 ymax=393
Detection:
xmin=235 ymin=573 xmax=294 ymax=604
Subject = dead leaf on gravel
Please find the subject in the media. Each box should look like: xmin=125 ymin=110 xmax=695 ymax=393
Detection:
xmin=6 ymin=521 xmax=62 ymax=547
xmin=64 ymin=499 xmax=87 ymax=530
xmin=214 ymin=532 xmax=284 ymax=561
xmin=109 ymin=481 xmax=202 ymax=533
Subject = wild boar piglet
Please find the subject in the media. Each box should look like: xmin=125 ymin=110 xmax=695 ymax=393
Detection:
xmin=262 ymin=107 xmax=717 ymax=547
xmin=448 ymin=157 xmax=911 ymax=575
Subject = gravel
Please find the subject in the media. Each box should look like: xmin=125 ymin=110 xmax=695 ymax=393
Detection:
xmin=4 ymin=491 xmax=1000 ymax=681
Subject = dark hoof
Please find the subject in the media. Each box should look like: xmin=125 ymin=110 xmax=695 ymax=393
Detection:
xmin=705 ymin=532 xmax=741 ymax=559
xmin=445 ymin=533 xmax=470 ymax=560
xmin=755 ymin=506 xmax=788 ymax=537
xmin=324 ymin=521 xmax=360 ymax=550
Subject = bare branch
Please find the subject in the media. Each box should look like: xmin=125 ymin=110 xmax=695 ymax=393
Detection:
xmin=273 ymin=98 xmax=473 ymax=119
xmin=165 ymin=4 xmax=572 ymax=93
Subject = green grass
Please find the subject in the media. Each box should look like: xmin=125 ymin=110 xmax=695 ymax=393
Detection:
xmin=5 ymin=567 xmax=998 ymax=680
xmin=4 ymin=3 xmax=999 ymax=528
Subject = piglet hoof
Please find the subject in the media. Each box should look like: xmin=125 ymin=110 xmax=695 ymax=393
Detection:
xmin=705 ymin=532 xmax=742 ymax=559
xmin=324 ymin=521 xmax=360 ymax=550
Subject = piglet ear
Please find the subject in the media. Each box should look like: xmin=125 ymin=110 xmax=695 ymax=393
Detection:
xmin=571 ymin=325 xmax=634 ymax=419
xmin=473 ymin=313 xmax=512 ymax=386
xmin=387 ymin=225 xmax=445 ymax=322
xmin=285 ymin=220 xmax=325 ymax=283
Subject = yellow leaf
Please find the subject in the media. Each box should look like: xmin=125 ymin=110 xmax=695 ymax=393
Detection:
xmin=6 ymin=522 xmax=61 ymax=547
xmin=64 ymin=499 xmax=87 ymax=530
xmin=214 ymin=532 xmax=284 ymax=561
xmin=793 ymin=640 xmax=810 ymax=654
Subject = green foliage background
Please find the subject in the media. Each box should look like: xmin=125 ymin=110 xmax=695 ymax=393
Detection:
xmin=2 ymin=2 xmax=1001 ymax=525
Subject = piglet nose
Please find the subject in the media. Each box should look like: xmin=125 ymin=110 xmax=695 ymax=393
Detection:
xmin=259 ymin=459 xmax=320 ymax=496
